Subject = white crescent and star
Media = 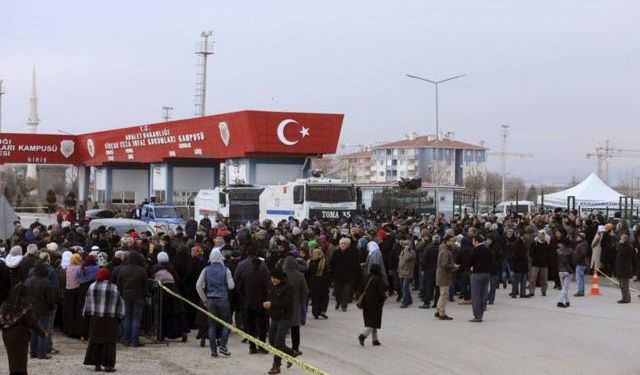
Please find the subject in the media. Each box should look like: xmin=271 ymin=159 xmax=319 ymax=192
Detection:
xmin=277 ymin=119 xmax=310 ymax=146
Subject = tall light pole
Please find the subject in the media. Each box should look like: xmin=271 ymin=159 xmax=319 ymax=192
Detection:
xmin=161 ymin=106 xmax=173 ymax=122
xmin=406 ymin=73 xmax=465 ymax=214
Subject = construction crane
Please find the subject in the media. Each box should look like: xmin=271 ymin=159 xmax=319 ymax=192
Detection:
xmin=586 ymin=140 xmax=640 ymax=184
xmin=487 ymin=125 xmax=533 ymax=203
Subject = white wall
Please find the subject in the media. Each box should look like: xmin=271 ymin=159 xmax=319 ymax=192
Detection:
xmin=95 ymin=168 xmax=106 ymax=190
xmin=255 ymin=163 xmax=303 ymax=185
xmin=173 ymin=167 xmax=215 ymax=190
xmin=112 ymin=169 xmax=149 ymax=204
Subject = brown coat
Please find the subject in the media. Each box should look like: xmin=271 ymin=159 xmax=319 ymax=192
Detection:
xmin=398 ymin=247 xmax=416 ymax=279
xmin=436 ymin=244 xmax=458 ymax=287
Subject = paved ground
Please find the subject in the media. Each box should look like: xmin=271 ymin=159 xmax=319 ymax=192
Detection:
xmin=15 ymin=212 xmax=56 ymax=227
xmin=1 ymin=282 xmax=639 ymax=375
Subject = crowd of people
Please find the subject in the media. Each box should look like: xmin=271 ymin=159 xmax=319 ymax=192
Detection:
xmin=1 ymin=206 xmax=640 ymax=374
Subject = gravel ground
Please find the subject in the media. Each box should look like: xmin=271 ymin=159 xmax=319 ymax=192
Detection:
xmin=1 ymin=283 xmax=639 ymax=375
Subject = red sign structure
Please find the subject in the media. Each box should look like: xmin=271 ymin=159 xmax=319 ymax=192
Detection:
xmin=0 ymin=134 xmax=79 ymax=165
xmin=0 ymin=110 xmax=344 ymax=166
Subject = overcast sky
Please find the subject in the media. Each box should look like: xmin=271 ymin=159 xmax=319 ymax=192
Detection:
xmin=2 ymin=1 xmax=639 ymax=184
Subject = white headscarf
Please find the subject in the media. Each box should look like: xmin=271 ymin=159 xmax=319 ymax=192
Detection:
xmin=5 ymin=246 xmax=24 ymax=269
xmin=367 ymin=241 xmax=380 ymax=255
xmin=157 ymin=251 xmax=169 ymax=264
xmin=61 ymin=251 xmax=72 ymax=269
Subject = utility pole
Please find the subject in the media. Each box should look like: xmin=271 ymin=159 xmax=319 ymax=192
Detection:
xmin=194 ymin=31 xmax=214 ymax=117
xmin=488 ymin=125 xmax=532 ymax=203
xmin=161 ymin=106 xmax=173 ymax=122
xmin=500 ymin=125 xmax=508 ymax=203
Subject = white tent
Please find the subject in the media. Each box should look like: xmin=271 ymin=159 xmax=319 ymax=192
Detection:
xmin=537 ymin=173 xmax=628 ymax=209
xmin=0 ymin=196 xmax=19 ymax=241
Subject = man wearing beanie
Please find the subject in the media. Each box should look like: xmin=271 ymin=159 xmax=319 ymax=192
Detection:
xmin=264 ymin=268 xmax=296 ymax=374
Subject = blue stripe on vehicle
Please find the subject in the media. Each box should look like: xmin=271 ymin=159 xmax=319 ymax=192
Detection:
xmin=266 ymin=210 xmax=295 ymax=216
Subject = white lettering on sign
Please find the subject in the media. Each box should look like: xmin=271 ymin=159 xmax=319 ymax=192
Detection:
xmin=0 ymin=138 xmax=73 ymax=160
xmin=101 ymin=128 xmax=206 ymax=160
xmin=27 ymin=157 xmax=48 ymax=163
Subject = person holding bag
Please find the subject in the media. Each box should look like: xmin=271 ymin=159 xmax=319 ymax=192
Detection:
xmin=357 ymin=263 xmax=387 ymax=347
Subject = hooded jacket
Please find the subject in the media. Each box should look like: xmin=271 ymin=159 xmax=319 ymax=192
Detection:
xmin=196 ymin=249 xmax=235 ymax=302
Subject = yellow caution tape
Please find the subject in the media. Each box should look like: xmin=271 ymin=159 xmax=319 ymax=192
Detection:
xmin=155 ymin=281 xmax=329 ymax=375
xmin=596 ymin=269 xmax=640 ymax=293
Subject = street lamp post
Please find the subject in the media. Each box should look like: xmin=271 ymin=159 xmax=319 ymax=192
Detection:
xmin=406 ymin=73 xmax=465 ymax=214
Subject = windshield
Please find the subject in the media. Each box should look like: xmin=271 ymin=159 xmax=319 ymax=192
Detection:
xmin=154 ymin=207 xmax=179 ymax=218
xmin=306 ymin=185 xmax=355 ymax=203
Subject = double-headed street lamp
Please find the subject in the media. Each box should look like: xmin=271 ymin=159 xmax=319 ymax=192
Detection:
xmin=406 ymin=73 xmax=465 ymax=214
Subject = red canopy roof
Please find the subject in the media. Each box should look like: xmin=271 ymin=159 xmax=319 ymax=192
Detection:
xmin=0 ymin=110 xmax=344 ymax=166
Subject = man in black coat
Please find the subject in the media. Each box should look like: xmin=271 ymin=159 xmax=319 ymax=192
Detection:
xmin=419 ymin=235 xmax=440 ymax=309
xmin=615 ymin=234 xmax=634 ymax=304
xmin=329 ymin=238 xmax=360 ymax=311
xmin=505 ymin=229 xmax=529 ymax=298
xmin=116 ymin=251 xmax=148 ymax=347
xmin=26 ymin=263 xmax=55 ymax=359
xmin=528 ymin=231 xmax=550 ymax=297
xmin=264 ymin=268 xmax=295 ymax=374
xmin=234 ymin=245 xmax=270 ymax=354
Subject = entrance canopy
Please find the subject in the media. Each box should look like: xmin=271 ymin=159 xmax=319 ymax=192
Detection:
xmin=537 ymin=173 xmax=625 ymax=209
xmin=0 ymin=110 xmax=344 ymax=166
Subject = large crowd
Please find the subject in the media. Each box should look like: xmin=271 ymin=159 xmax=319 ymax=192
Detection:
xmin=1 ymin=206 xmax=639 ymax=374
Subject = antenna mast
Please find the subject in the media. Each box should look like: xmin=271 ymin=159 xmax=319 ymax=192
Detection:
xmin=194 ymin=31 xmax=214 ymax=117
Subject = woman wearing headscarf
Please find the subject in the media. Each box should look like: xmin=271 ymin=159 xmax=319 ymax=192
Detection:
xmin=357 ymin=263 xmax=387 ymax=346
xmin=63 ymin=253 xmax=83 ymax=338
xmin=77 ymin=254 xmax=99 ymax=341
xmin=282 ymin=256 xmax=308 ymax=356
xmin=307 ymin=248 xmax=330 ymax=320
xmin=5 ymin=246 xmax=24 ymax=289
xmin=364 ymin=241 xmax=388 ymax=286
xmin=83 ymin=268 xmax=125 ymax=372
xmin=1 ymin=284 xmax=46 ymax=375
xmin=151 ymin=252 xmax=189 ymax=342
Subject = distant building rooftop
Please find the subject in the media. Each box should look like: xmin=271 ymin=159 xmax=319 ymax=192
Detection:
xmin=339 ymin=150 xmax=373 ymax=159
xmin=374 ymin=135 xmax=487 ymax=150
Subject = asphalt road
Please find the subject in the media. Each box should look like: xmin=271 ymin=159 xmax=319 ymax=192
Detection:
xmin=1 ymin=283 xmax=638 ymax=375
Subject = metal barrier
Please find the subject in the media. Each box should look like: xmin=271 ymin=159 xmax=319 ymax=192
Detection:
xmin=141 ymin=279 xmax=166 ymax=344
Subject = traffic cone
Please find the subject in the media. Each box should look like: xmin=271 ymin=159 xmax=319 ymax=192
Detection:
xmin=590 ymin=269 xmax=601 ymax=295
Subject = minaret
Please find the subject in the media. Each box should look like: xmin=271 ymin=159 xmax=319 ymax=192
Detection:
xmin=26 ymin=65 xmax=39 ymax=179
xmin=27 ymin=65 xmax=39 ymax=133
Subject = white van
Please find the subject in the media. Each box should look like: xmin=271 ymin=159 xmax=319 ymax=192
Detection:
xmin=494 ymin=200 xmax=535 ymax=218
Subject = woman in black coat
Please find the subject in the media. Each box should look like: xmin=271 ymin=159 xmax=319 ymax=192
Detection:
xmin=1 ymin=283 xmax=46 ymax=375
xmin=615 ymin=234 xmax=634 ymax=304
xmin=358 ymin=263 xmax=387 ymax=346
xmin=307 ymin=248 xmax=331 ymax=320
